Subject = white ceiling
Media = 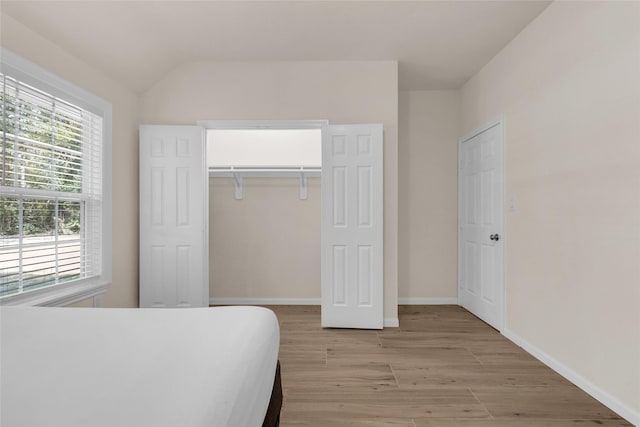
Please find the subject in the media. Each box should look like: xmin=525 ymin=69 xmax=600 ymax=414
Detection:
xmin=1 ymin=1 xmax=551 ymax=93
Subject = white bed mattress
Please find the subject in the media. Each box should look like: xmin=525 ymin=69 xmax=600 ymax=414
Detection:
xmin=1 ymin=305 xmax=280 ymax=427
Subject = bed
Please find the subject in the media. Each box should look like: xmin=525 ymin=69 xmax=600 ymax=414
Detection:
xmin=0 ymin=305 xmax=281 ymax=427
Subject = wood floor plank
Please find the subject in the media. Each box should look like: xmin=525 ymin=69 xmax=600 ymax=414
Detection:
xmin=281 ymin=329 xmax=381 ymax=347
xmin=282 ymin=388 xmax=491 ymax=419
xmin=280 ymin=417 xmax=416 ymax=427
xmin=413 ymin=419 xmax=633 ymax=426
xmin=378 ymin=331 xmax=504 ymax=347
xmin=471 ymin=385 xmax=627 ymax=420
xmin=392 ymin=363 xmax=573 ymax=389
xmin=466 ymin=346 xmax=542 ymax=366
xmin=278 ymin=343 xmax=327 ymax=366
xmin=282 ymin=363 xmax=398 ymax=390
xmin=327 ymin=345 xmax=481 ymax=368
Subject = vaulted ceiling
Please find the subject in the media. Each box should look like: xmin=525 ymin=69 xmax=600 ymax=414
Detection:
xmin=1 ymin=1 xmax=551 ymax=93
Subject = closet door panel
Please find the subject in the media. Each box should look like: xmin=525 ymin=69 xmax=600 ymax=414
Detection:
xmin=139 ymin=125 xmax=208 ymax=308
xmin=321 ymin=124 xmax=383 ymax=329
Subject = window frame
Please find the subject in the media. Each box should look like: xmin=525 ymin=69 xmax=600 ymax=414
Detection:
xmin=0 ymin=48 xmax=112 ymax=307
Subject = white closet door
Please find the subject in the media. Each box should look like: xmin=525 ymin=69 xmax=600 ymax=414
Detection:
xmin=458 ymin=120 xmax=504 ymax=330
xmin=139 ymin=125 xmax=208 ymax=308
xmin=321 ymin=124 xmax=384 ymax=329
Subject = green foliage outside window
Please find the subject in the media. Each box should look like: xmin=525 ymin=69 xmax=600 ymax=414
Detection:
xmin=1 ymin=86 xmax=83 ymax=238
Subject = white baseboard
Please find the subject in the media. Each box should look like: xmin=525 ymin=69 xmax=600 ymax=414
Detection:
xmin=210 ymin=297 xmax=320 ymax=305
xmin=502 ymin=328 xmax=639 ymax=426
xmin=398 ymin=297 xmax=458 ymax=305
xmin=384 ymin=317 xmax=399 ymax=327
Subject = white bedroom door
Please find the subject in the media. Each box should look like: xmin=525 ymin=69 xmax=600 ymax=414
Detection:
xmin=458 ymin=119 xmax=504 ymax=330
xmin=321 ymin=124 xmax=384 ymax=329
xmin=139 ymin=125 xmax=209 ymax=308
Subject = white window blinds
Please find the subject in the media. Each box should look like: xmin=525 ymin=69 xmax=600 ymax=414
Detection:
xmin=0 ymin=72 xmax=103 ymax=298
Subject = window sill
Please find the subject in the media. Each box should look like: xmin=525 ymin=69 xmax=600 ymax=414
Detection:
xmin=0 ymin=279 xmax=110 ymax=307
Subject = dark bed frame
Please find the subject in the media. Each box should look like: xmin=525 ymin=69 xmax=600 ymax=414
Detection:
xmin=262 ymin=361 xmax=282 ymax=427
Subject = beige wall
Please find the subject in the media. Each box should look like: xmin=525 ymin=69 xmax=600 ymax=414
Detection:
xmin=461 ymin=1 xmax=640 ymax=417
xmin=140 ymin=61 xmax=399 ymax=321
xmin=398 ymin=90 xmax=460 ymax=301
xmin=210 ymin=178 xmax=320 ymax=299
xmin=1 ymin=15 xmax=140 ymax=308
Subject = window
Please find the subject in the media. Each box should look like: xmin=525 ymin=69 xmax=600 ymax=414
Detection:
xmin=0 ymin=49 xmax=111 ymax=306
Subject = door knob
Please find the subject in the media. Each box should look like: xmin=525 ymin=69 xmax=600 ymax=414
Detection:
xmin=490 ymin=234 xmax=500 ymax=241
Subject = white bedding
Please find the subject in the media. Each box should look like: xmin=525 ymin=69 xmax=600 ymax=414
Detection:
xmin=0 ymin=305 xmax=280 ymax=427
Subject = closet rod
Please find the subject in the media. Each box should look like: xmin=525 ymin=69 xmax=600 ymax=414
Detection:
xmin=208 ymin=166 xmax=321 ymax=174
xmin=208 ymin=166 xmax=321 ymax=200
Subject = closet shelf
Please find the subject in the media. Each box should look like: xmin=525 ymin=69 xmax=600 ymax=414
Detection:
xmin=208 ymin=166 xmax=321 ymax=200
xmin=208 ymin=166 xmax=321 ymax=178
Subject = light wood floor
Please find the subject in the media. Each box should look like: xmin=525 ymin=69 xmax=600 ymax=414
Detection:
xmin=264 ymin=305 xmax=631 ymax=427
